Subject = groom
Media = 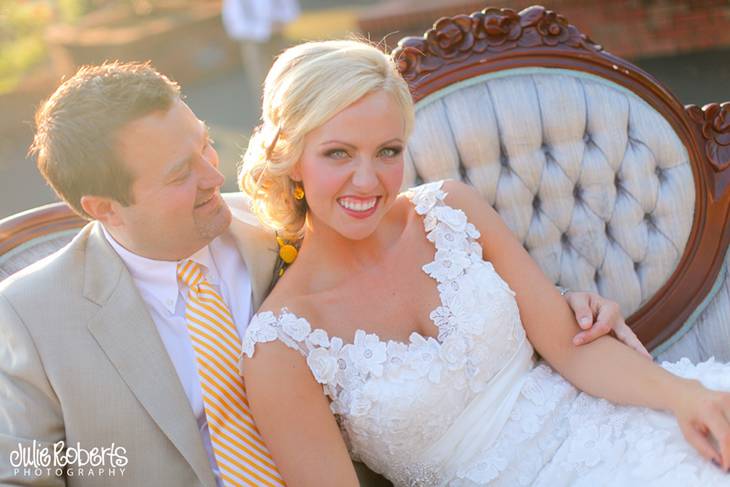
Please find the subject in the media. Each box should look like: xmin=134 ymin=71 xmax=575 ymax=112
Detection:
xmin=0 ymin=63 xmax=647 ymax=486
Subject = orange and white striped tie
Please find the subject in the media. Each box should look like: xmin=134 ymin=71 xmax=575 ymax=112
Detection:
xmin=177 ymin=260 xmax=285 ymax=487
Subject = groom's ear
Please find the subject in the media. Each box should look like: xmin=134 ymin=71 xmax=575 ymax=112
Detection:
xmin=80 ymin=195 xmax=124 ymax=227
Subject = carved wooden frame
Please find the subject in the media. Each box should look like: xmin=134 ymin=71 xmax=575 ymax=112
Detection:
xmin=391 ymin=5 xmax=730 ymax=350
xmin=0 ymin=203 xmax=85 ymax=256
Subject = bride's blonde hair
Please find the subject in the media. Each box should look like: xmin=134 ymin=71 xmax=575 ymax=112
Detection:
xmin=238 ymin=39 xmax=415 ymax=241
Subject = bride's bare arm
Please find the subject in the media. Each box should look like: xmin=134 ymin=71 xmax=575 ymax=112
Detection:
xmin=442 ymin=179 xmax=730 ymax=470
xmin=241 ymin=337 xmax=359 ymax=486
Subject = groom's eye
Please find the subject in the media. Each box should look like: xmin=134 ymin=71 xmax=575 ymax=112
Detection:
xmin=168 ymin=166 xmax=191 ymax=185
xmin=170 ymin=173 xmax=189 ymax=185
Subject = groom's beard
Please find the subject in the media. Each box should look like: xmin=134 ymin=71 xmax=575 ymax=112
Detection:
xmin=194 ymin=193 xmax=232 ymax=240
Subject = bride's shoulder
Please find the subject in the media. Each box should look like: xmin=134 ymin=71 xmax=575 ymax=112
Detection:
xmin=402 ymin=179 xmax=487 ymax=215
xmin=243 ymin=296 xmax=319 ymax=367
xmin=254 ymin=289 xmax=321 ymax=328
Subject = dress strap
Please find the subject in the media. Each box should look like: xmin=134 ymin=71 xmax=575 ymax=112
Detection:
xmin=407 ymin=180 xmax=483 ymax=285
xmin=240 ymin=309 xmax=313 ymax=368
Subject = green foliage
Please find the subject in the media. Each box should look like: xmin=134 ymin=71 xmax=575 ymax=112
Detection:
xmin=0 ymin=1 xmax=53 ymax=94
xmin=0 ymin=1 xmax=191 ymax=94
xmin=58 ymin=0 xmax=94 ymax=24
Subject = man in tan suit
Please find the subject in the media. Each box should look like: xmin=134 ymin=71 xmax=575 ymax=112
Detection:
xmin=0 ymin=63 xmax=646 ymax=486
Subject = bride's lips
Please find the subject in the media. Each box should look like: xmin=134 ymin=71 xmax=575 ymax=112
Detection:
xmin=337 ymin=195 xmax=381 ymax=219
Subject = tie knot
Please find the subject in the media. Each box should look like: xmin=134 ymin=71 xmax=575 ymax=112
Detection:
xmin=177 ymin=260 xmax=205 ymax=288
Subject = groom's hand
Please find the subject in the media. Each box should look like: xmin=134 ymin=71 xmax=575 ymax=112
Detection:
xmin=565 ymin=291 xmax=652 ymax=359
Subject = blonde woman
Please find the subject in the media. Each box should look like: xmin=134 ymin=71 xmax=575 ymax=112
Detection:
xmin=238 ymin=40 xmax=730 ymax=486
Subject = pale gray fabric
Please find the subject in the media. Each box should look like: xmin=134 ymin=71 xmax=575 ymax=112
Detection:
xmin=0 ymin=230 xmax=78 ymax=282
xmin=656 ymin=251 xmax=730 ymax=363
xmin=404 ymin=69 xmax=696 ymax=320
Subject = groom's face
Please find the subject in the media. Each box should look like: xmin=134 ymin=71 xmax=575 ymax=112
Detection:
xmin=108 ymin=99 xmax=231 ymax=260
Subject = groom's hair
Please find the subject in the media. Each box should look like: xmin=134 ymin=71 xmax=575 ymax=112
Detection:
xmin=29 ymin=62 xmax=181 ymax=219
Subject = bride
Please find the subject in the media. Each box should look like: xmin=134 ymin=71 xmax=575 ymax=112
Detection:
xmin=237 ymin=39 xmax=730 ymax=486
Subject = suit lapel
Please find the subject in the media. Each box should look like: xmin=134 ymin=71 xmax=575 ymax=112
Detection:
xmin=83 ymin=223 xmax=217 ymax=487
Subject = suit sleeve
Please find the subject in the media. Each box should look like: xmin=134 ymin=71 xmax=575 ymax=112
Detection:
xmin=0 ymin=293 xmax=65 ymax=486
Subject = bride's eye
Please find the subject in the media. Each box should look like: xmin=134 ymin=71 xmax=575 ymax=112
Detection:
xmin=379 ymin=146 xmax=403 ymax=158
xmin=325 ymin=149 xmax=349 ymax=159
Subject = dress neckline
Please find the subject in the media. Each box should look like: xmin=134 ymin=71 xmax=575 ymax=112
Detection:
xmin=249 ymin=180 xmax=483 ymax=353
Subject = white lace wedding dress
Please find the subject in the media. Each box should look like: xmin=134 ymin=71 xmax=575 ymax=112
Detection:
xmin=242 ymin=181 xmax=730 ymax=486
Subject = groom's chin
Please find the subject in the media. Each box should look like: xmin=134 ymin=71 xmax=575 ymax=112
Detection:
xmin=197 ymin=200 xmax=232 ymax=240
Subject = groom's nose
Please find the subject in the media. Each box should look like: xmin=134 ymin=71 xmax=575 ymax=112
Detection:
xmin=198 ymin=155 xmax=225 ymax=189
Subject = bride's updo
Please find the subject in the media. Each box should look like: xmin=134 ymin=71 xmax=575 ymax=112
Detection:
xmin=238 ymin=39 xmax=415 ymax=241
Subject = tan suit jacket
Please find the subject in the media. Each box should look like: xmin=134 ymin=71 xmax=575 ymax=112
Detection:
xmin=0 ymin=194 xmax=278 ymax=486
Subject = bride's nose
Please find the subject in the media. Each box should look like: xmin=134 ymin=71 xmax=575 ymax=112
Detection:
xmin=351 ymin=158 xmax=379 ymax=192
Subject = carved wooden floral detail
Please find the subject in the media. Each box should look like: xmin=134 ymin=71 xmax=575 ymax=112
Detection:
xmin=687 ymin=103 xmax=730 ymax=172
xmin=393 ymin=5 xmax=603 ymax=82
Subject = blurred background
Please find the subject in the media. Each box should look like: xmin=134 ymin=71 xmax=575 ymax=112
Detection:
xmin=1 ymin=0 xmax=729 ymax=219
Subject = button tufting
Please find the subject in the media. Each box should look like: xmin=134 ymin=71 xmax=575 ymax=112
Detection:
xmin=500 ymin=151 xmax=509 ymax=167
xmin=573 ymin=185 xmax=582 ymax=200
xmin=532 ymin=196 xmax=541 ymax=210
xmin=605 ymin=225 xmax=613 ymax=241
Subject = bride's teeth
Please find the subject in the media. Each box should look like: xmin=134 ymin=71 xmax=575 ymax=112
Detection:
xmin=338 ymin=197 xmax=377 ymax=212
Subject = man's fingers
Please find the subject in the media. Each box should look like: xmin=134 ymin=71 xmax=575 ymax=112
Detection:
xmin=613 ymin=323 xmax=652 ymax=359
xmin=566 ymin=293 xmax=594 ymax=330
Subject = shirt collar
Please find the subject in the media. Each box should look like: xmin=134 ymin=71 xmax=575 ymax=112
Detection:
xmin=101 ymin=225 xmax=220 ymax=314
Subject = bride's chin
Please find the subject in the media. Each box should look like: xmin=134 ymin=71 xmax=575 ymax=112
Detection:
xmin=337 ymin=226 xmax=378 ymax=242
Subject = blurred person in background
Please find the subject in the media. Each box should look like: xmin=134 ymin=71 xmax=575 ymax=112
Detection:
xmin=222 ymin=0 xmax=300 ymax=105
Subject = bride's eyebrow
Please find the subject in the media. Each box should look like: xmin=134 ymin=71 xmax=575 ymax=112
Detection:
xmin=319 ymin=140 xmax=356 ymax=148
xmin=378 ymin=138 xmax=404 ymax=147
xmin=318 ymin=138 xmax=404 ymax=148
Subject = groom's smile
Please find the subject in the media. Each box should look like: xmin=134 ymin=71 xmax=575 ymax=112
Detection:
xmin=194 ymin=191 xmax=221 ymax=210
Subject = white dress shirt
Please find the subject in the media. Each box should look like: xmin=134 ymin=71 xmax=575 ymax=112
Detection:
xmin=102 ymin=225 xmax=252 ymax=487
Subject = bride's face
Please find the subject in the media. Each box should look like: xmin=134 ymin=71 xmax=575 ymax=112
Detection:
xmin=293 ymin=90 xmax=406 ymax=241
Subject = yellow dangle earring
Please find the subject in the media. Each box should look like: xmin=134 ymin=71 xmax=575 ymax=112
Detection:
xmin=293 ymin=184 xmax=305 ymax=201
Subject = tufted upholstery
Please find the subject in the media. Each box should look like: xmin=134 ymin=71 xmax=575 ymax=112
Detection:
xmin=403 ymin=68 xmax=695 ymax=322
xmin=0 ymin=230 xmax=79 ymax=282
xmin=653 ymin=249 xmax=730 ymax=363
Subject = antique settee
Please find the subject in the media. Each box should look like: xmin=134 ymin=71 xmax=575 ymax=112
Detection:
xmin=1 ymin=5 xmax=729 ymax=487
